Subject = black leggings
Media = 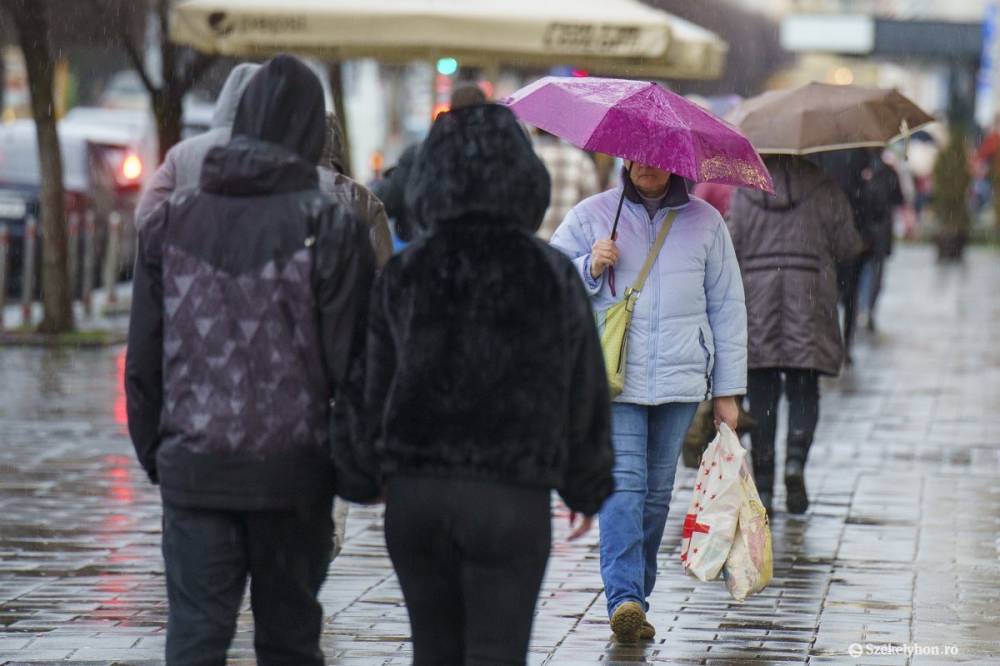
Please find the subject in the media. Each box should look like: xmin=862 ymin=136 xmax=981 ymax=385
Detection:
xmin=385 ymin=477 xmax=551 ymax=666
xmin=865 ymin=257 xmax=887 ymax=318
xmin=746 ymin=368 xmax=820 ymax=493
xmin=838 ymin=255 xmax=867 ymax=360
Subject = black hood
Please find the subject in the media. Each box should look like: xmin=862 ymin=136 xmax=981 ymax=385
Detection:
xmin=405 ymin=104 xmax=550 ymax=234
xmin=231 ymin=54 xmax=326 ymax=166
xmin=621 ymin=168 xmax=689 ymax=209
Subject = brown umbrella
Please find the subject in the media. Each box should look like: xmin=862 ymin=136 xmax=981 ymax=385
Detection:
xmin=727 ymin=82 xmax=934 ymax=155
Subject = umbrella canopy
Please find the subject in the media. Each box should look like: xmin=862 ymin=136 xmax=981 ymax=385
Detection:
xmin=504 ymin=76 xmax=773 ymax=193
xmin=170 ymin=0 xmax=727 ymax=79
xmin=727 ymin=82 xmax=935 ymax=155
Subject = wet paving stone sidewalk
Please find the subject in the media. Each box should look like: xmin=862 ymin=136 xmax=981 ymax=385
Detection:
xmin=1 ymin=245 xmax=998 ymax=664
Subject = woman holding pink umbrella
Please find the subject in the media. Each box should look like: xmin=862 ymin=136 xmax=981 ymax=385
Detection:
xmin=508 ymin=76 xmax=771 ymax=643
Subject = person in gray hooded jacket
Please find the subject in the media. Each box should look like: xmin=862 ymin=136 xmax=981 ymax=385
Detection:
xmin=134 ymin=63 xmax=261 ymax=228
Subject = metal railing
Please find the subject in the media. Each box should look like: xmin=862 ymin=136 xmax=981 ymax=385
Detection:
xmin=1 ymin=210 xmax=129 ymax=329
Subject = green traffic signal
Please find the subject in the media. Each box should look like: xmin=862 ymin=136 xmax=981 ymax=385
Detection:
xmin=436 ymin=58 xmax=459 ymax=76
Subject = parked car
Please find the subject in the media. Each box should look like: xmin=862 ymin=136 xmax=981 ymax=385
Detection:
xmin=0 ymin=107 xmax=154 ymax=299
xmin=99 ymin=69 xmax=227 ymax=140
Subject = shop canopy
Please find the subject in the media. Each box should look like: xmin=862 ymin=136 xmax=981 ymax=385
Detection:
xmin=169 ymin=0 xmax=728 ymax=80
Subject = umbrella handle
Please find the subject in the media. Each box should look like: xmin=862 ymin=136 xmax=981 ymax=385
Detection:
xmin=900 ymin=119 xmax=910 ymax=160
xmin=610 ymin=162 xmax=634 ymax=241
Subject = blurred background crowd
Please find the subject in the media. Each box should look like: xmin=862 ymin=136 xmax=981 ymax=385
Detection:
xmin=2 ymin=0 xmax=1000 ymax=334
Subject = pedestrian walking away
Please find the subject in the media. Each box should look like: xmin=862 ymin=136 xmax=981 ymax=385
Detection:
xmin=124 ymin=54 xmax=376 ymax=666
xmin=316 ymin=109 xmax=391 ymax=557
xmin=532 ymin=129 xmax=600 ymax=240
xmin=727 ymin=156 xmax=862 ymax=516
xmin=354 ymin=103 xmax=614 ymax=665
xmin=810 ymin=149 xmax=894 ymax=364
xmin=133 ymin=62 xmax=260 ymax=228
xmin=318 ymin=112 xmax=394 ymax=269
xmin=371 ymin=81 xmax=487 ymax=246
xmin=551 ymin=163 xmax=748 ymax=643
xmin=855 ymin=151 xmax=903 ymax=332
xmin=691 ymin=181 xmax=736 ymax=218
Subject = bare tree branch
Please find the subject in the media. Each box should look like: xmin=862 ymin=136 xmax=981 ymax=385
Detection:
xmin=118 ymin=8 xmax=159 ymax=95
xmin=179 ymin=52 xmax=217 ymax=96
xmin=75 ymin=0 xmax=159 ymax=95
xmin=158 ymin=0 xmax=170 ymax=52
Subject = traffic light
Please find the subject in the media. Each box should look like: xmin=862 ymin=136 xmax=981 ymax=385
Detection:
xmin=436 ymin=58 xmax=459 ymax=76
xmin=433 ymin=58 xmax=458 ymax=120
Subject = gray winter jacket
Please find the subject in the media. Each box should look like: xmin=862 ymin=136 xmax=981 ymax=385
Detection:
xmin=727 ymin=156 xmax=863 ymax=376
xmin=135 ymin=63 xmax=261 ymax=228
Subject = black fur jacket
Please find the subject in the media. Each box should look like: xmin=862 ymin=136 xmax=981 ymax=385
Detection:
xmin=341 ymin=104 xmax=614 ymax=515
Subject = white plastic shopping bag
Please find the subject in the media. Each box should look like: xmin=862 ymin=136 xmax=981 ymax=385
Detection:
xmin=722 ymin=457 xmax=773 ymax=601
xmin=680 ymin=423 xmax=745 ymax=581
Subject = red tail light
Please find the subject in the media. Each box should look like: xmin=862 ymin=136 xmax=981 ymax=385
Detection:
xmin=121 ymin=152 xmax=143 ymax=182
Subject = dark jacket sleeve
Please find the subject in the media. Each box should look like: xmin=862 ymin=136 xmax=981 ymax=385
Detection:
xmin=372 ymin=143 xmax=418 ymax=242
xmin=315 ymin=205 xmax=378 ymax=502
xmin=362 ymin=267 xmax=396 ymax=489
xmin=125 ymin=202 xmax=168 ymax=483
xmin=825 ymin=185 xmax=864 ymax=262
xmin=558 ymin=264 xmax=615 ymax=516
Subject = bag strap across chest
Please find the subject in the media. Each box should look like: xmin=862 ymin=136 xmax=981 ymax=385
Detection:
xmin=626 ymin=209 xmax=678 ymax=302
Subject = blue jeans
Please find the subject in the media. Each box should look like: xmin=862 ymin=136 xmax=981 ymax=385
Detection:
xmin=599 ymin=401 xmax=698 ymax=617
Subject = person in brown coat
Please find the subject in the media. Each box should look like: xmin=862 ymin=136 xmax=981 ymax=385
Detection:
xmin=727 ymin=156 xmax=863 ymax=515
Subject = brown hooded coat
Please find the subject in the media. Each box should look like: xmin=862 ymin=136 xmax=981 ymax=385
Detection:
xmin=727 ymin=157 xmax=863 ymax=376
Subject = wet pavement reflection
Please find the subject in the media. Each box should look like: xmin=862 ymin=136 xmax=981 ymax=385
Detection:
xmin=0 ymin=246 xmax=998 ymax=664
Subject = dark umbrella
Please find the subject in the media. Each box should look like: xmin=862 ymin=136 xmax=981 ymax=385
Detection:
xmin=727 ymin=82 xmax=934 ymax=155
xmin=808 ymin=148 xmax=877 ymax=206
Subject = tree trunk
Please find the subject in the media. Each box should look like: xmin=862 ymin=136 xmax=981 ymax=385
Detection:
xmin=0 ymin=55 xmax=6 ymax=112
xmin=108 ymin=0 xmax=214 ymax=160
xmin=7 ymin=0 xmax=73 ymax=333
xmin=329 ymin=61 xmax=353 ymax=178
xmin=153 ymin=87 xmax=184 ymax=162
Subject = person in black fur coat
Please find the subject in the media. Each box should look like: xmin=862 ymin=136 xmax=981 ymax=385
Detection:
xmin=353 ymin=104 xmax=614 ymax=664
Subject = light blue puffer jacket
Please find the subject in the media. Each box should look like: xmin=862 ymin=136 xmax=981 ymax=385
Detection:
xmin=550 ymin=178 xmax=747 ymax=405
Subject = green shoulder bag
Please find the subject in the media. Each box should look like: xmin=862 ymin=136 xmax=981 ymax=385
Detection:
xmin=595 ymin=210 xmax=677 ymax=397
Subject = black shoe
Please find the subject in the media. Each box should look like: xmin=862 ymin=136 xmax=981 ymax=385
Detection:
xmin=758 ymin=490 xmax=773 ymax=518
xmin=785 ymin=459 xmax=809 ymax=514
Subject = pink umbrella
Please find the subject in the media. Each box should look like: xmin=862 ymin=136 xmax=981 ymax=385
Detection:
xmin=505 ymin=76 xmax=773 ymax=195
xmin=505 ymin=76 xmax=772 ymax=293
